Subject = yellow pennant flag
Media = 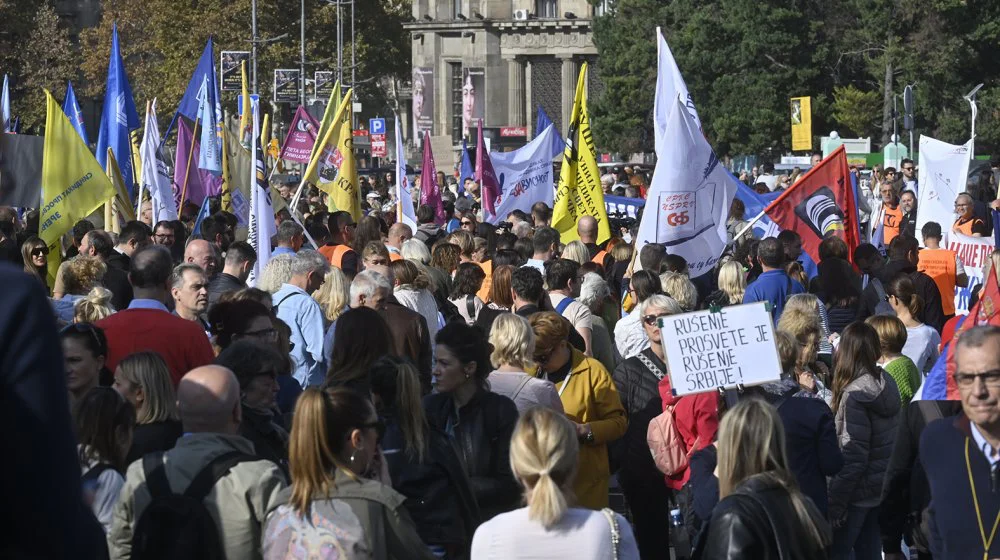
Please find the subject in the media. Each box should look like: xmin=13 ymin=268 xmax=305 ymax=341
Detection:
xmin=301 ymin=89 xmax=360 ymax=220
xmin=220 ymin=124 xmax=234 ymax=212
xmin=553 ymin=63 xmax=610 ymax=244
xmin=261 ymin=113 xmax=271 ymax=155
xmin=40 ymin=90 xmax=116 ymax=286
xmin=309 ymin=80 xmax=342 ymax=165
xmin=106 ymin=149 xmax=136 ymax=225
xmin=239 ymin=60 xmax=252 ymax=147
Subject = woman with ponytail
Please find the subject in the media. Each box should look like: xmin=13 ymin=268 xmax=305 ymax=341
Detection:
xmin=692 ymin=398 xmax=832 ymax=559
xmin=886 ymin=274 xmax=940 ymax=373
xmin=471 ymin=407 xmax=640 ymax=559
xmin=263 ymin=386 xmax=435 ymax=560
xmin=371 ymin=356 xmax=480 ymax=557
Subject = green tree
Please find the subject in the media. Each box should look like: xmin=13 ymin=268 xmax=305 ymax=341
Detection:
xmin=832 ymin=85 xmax=881 ymax=138
xmin=14 ymin=2 xmax=80 ymax=131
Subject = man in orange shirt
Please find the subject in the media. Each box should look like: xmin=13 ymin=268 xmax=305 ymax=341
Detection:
xmin=918 ymin=221 xmax=968 ymax=319
xmin=875 ymin=183 xmax=903 ymax=245
xmin=952 ymin=193 xmax=990 ymax=237
xmin=317 ymin=211 xmax=358 ymax=278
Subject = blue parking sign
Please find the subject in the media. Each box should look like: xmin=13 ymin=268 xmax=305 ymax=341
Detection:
xmin=369 ymin=118 xmax=385 ymax=135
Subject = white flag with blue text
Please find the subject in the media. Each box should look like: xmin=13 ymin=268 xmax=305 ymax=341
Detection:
xmin=486 ymin=125 xmax=556 ymax=224
xmin=140 ymin=99 xmax=178 ymax=223
xmin=395 ymin=115 xmax=417 ymax=230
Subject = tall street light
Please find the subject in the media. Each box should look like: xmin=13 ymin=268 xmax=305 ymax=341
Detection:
xmin=965 ymin=83 xmax=984 ymax=160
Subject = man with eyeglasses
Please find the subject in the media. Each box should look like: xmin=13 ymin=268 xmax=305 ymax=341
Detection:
xmin=900 ymin=158 xmax=918 ymax=194
xmin=953 ymin=192 xmax=989 ymax=237
xmin=920 ymin=325 xmax=1000 ymax=559
xmin=152 ymin=221 xmax=175 ymax=249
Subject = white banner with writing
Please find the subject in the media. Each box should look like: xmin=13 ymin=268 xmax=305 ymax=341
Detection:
xmin=947 ymin=233 xmax=995 ymax=315
xmin=916 ymin=136 xmax=972 ymax=246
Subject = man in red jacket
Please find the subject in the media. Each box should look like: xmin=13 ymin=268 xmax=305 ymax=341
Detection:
xmin=97 ymin=245 xmax=215 ymax=385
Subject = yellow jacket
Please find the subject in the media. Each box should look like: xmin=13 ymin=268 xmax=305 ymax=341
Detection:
xmin=547 ymin=349 xmax=627 ymax=510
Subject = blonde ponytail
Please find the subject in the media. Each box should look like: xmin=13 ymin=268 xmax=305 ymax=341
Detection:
xmin=288 ymin=388 xmax=338 ymax=515
xmin=74 ymin=287 xmax=115 ymax=323
xmin=510 ymin=407 xmax=578 ymax=528
xmin=395 ymin=361 xmax=427 ymax=463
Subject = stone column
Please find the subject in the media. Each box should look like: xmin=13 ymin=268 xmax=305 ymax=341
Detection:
xmin=525 ymin=57 xmax=534 ymax=137
xmin=507 ymin=56 xmax=526 ymax=127
xmin=559 ymin=55 xmax=576 ymax=130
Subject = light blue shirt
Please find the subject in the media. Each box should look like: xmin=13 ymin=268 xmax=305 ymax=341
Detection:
xmin=971 ymin=422 xmax=1000 ymax=467
xmin=273 ymin=283 xmax=327 ymax=388
xmin=323 ymin=319 xmax=338 ymax=366
xmin=271 ymin=246 xmax=296 ymax=257
xmin=128 ymin=299 xmax=170 ymax=312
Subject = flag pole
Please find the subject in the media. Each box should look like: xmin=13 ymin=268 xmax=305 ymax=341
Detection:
xmin=179 ymin=116 xmax=201 ymax=211
xmin=733 ymin=209 xmax=768 ymax=243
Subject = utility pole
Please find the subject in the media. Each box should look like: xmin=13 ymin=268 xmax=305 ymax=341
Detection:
xmin=965 ymin=83 xmax=984 ymax=160
xmin=251 ymin=0 xmax=258 ymax=92
xmin=300 ymin=0 xmax=306 ymax=107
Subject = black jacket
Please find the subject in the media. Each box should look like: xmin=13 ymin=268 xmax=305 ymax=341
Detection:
xmin=207 ymin=272 xmax=245 ymax=308
xmin=382 ymin=410 xmax=480 ymax=549
xmin=239 ymin=404 xmax=289 ymax=474
xmin=125 ymin=419 xmax=182 ymax=465
xmin=611 ymin=348 xmax=664 ymax=476
xmin=880 ymin=399 xmax=963 ymax=554
xmin=105 ymin=251 xmax=130 ymax=274
xmin=869 ymin=260 xmax=946 ymax=331
xmin=693 ymin=473 xmax=832 ymax=560
xmin=101 ymin=265 xmax=133 ymax=312
xmin=423 ymin=389 xmax=520 ymax=521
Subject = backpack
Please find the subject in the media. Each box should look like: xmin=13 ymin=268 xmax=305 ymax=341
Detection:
xmin=641 ymin=353 xmax=698 ymax=476
xmin=130 ymin=450 xmax=255 ymax=560
xmin=869 ymin=277 xmax=896 ymax=316
xmin=435 ymin=293 xmax=464 ymax=325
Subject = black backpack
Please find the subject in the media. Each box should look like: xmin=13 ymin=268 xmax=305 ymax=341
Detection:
xmin=130 ymin=450 xmax=255 ymax=560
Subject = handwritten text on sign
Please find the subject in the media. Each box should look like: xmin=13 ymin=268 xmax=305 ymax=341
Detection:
xmin=660 ymin=302 xmax=782 ymax=396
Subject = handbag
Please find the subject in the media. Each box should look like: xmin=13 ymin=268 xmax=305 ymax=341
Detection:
xmin=600 ymin=508 xmax=621 ymax=560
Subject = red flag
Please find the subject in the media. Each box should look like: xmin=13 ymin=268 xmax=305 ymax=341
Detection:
xmin=419 ymin=131 xmax=445 ymax=224
xmin=763 ymin=145 xmax=860 ymax=264
xmin=476 ymin=119 xmax=501 ymax=219
xmin=945 ymin=268 xmax=1000 ymax=399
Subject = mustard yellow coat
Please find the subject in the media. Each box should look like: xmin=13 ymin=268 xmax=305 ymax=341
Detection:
xmin=547 ymin=349 xmax=628 ymax=510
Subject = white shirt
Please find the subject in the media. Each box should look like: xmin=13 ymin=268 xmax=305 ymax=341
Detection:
xmin=971 ymin=422 xmax=1000 ymax=467
xmin=471 ymin=507 xmax=640 ymax=559
xmin=523 ymin=259 xmax=545 ymax=274
xmin=614 ymin=308 xmax=649 ymax=360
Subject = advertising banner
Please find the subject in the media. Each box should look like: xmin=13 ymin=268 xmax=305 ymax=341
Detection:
xmin=412 ymin=67 xmax=434 ymax=146
xmin=315 ymin=71 xmax=335 ymax=99
xmin=462 ymin=67 xmax=485 ymax=139
xmin=273 ymin=69 xmax=300 ymax=103
xmin=790 ymin=96 xmax=812 ymax=151
xmin=220 ymin=51 xmax=250 ymax=91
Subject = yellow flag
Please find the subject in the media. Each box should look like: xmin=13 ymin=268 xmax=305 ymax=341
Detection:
xmin=40 ymin=90 xmax=116 ymax=286
xmin=302 ymin=89 xmax=360 ymax=220
xmin=106 ymin=149 xmax=136 ymax=224
xmin=239 ymin=60 xmax=252 ymax=147
xmin=790 ymin=96 xmax=812 ymax=152
xmin=309 ymin=80 xmax=342 ymax=165
xmin=220 ymin=124 xmax=233 ymax=212
xmin=553 ymin=63 xmax=610 ymax=244
xmin=261 ymin=113 xmax=271 ymax=155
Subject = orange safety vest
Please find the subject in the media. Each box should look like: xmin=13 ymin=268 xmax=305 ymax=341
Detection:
xmin=389 ymin=252 xmax=403 ymax=262
xmin=918 ymin=248 xmax=958 ymax=316
xmin=592 ymin=250 xmax=609 ymax=266
xmin=954 ymin=216 xmax=984 ymax=237
xmin=882 ymin=204 xmax=903 ymax=245
xmin=319 ymin=244 xmax=355 ymax=269
xmin=476 ymin=259 xmax=493 ymax=302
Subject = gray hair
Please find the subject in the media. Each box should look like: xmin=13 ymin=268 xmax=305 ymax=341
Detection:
xmin=579 ymin=272 xmax=610 ymax=310
xmin=276 ymin=220 xmax=304 ymax=244
xmin=291 ymin=249 xmax=331 ymax=277
xmin=639 ymin=294 xmax=684 ymax=317
xmin=350 ymin=270 xmax=392 ymax=303
xmin=171 ymin=263 xmax=205 ymax=290
xmin=401 ymin=238 xmax=431 ymax=264
xmin=512 ymin=221 xmax=533 ymax=239
xmin=956 ymin=325 xmax=1000 ymax=355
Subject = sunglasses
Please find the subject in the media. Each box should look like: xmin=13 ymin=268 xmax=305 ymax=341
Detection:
xmin=461 ymin=221 xmax=475 ymax=226
xmin=31 ymin=247 xmax=49 ymax=257
xmin=642 ymin=313 xmax=672 ymax=327
xmin=360 ymin=418 xmax=386 ymax=443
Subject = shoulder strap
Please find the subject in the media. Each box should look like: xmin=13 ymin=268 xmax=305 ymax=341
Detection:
xmin=465 ymin=295 xmax=476 ymax=319
xmin=184 ymin=451 xmax=256 ymax=501
xmin=600 ymin=508 xmax=621 ymax=560
xmin=274 ymin=291 xmax=304 ymax=311
xmin=870 ymin=277 xmax=887 ymax=299
xmin=143 ymin=451 xmax=171 ymax=498
xmin=555 ymin=296 xmax=575 ymax=315
xmin=637 ymin=352 xmax=666 ymax=381
xmin=81 ymin=463 xmax=116 ymax=484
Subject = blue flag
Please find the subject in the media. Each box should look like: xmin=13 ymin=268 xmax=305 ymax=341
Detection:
xmin=196 ymin=76 xmax=222 ymax=175
xmin=458 ymin=138 xmax=474 ymax=196
xmin=191 ymin=196 xmax=212 ymax=237
xmin=63 ymin=81 xmax=88 ymax=143
xmin=172 ymin=39 xmax=223 ymax=152
xmin=535 ymin=105 xmax=566 ymax=156
xmin=95 ymin=23 xmax=141 ymax=200
xmin=1 ymin=74 xmax=10 ymax=133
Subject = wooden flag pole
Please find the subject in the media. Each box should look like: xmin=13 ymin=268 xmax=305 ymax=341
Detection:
xmin=179 ymin=116 xmax=200 ymax=211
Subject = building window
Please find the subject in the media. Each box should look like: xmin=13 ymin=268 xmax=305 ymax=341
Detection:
xmin=593 ymin=0 xmax=614 ymax=16
xmin=536 ymin=0 xmax=557 ymax=18
xmin=450 ymin=62 xmax=464 ymax=142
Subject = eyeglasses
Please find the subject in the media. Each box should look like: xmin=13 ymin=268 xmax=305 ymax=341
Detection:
xmin=954 ymin=371 xmax=1000 ymax=388
xmin=461 ymin=221 xmax=474 ymax=226
xmin=154 ymin=234 xmax=174 ymax=241
xmin=642 ymin=313 xmax=672 ymax=327
xmin=240 ymin=327 xmax=278 ymax=342
xmin=360 ymin=418 xmax=386 ymax=443
xmin=31 ymin=247 xmax=49 ymax=257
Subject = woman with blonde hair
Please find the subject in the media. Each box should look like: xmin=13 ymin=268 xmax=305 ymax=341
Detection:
xmin=54 ymin=256 xmax=107 ymax=323
xmin=448 ymin=230 xmax=477 ymax=263
xmin=112 ymin=351 xmax=182 ymax=463
xmin=258 ymin=253 xmax=295 ymax=294
xmin=785 ymin=292 xmax=834 ymax=361
xmin=262 ymin=387 xmax=435 ymax=559
xmin=705 ymin=260 xmax=746 ymax=308
xmin=777 ymin=306 xmax=833 ymax=403
xmin=530 ymin=312 xmax=626 ymax=511
xmin=488 ymin=313 xmax=563 ymax=413
xmin=471 ymin=407 xmax=640 ymax=558
xmin=693 ymin=399 xmax=832 ymax=559
xmin=22 ymin=235 xmax=48 ymax=289
xmin=660 ymin=271 xmax=698 ymax=312
xmin=561 ymin=240 xmax=590 ymax=266
xmin=312 ymin=266 xmax=350 ymax=324
xmin=74 ymin=287 xmax=115 ymax=323
xmin=865 ymin=315 xmax=922 ymax=402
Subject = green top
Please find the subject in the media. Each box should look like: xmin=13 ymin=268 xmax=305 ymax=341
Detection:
xmin=882 ymin=355 xmax=922 ymax=404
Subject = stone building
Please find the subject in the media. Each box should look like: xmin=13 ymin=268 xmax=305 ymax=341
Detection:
xmin=403 ymin=0 xmax=605 ymax=162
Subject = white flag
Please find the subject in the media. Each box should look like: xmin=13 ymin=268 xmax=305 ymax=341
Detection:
xmin=654 ymin=27 xmax=699 ymax=153
xmin=916 ymin=135 xmax=972 ymax=246
xmin=395 ymin=115 xmax=417 ymax=230
xmin=140 ymin=99 xmax=178 ymax=223
xmin=247 ymin=98 xmax=276 ymax=287
xmin=487 ymin=124 xmax=556 ymax=224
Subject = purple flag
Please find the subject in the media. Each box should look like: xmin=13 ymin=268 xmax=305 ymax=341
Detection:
xmin=174 ymin=118 xmax=222 ymax=208
xmin=476 ymin=119 xmax=501 ymax=219
xmin=279 ymin=106 xmax=320 ymax=164
xmin=419 ymin=131 xmax=445 ymax=224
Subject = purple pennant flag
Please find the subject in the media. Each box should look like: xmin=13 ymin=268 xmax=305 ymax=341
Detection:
xmin=476 ymin=119 xmax=501 ymax=219
xmin=279 ymin=106 xmax=321 ymax=164
xmin=174 ymin=118 xmax=223 ymax=208
xmin=419 ymin=131 xmax=445 ymax=224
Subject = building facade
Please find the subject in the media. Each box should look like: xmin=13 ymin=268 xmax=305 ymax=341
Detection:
xmin=403 ymin=0 xmax=601 ymax=164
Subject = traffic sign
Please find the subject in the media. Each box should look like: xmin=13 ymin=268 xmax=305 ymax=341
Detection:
xmin=371 ymin=133 xmax=387 ymax=158
xmin=369 ymin=118 xmax=386 ymax=135
xmin=237 ymin=94 xmax=259 ymax=117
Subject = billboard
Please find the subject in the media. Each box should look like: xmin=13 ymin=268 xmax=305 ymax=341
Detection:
xmin=273 ymin=69 xmax=300 ymax=103
xmin=462 ymin=67 xmax=486 ymax=139
xmin=220 ymin=51 xmax=250 ymax=91
xmin=315 ymin=71 xmax=335 ymax=99
xmin=412 ymin=66 xmax=434 ymax=146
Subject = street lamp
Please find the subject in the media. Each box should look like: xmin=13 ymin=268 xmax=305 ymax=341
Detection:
xmin=964 ymin=83 xmax=984 ymax=160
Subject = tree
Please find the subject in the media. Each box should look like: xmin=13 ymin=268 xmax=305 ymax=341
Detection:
xmin=832 ymin=85 xmax=881 ymax=138
xmin=14 ymin=2 xmax=80 ymax=131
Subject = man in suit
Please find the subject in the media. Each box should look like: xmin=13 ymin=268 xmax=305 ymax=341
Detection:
xmin=78 ymin=230 xmax=133 ymax=311
xmin=107 ymin=220 xmax=152 ymax=274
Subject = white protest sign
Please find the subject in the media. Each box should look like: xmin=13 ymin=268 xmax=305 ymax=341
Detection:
xmin=916 ymin=135 xmax=971 ymax=246
xmin=946 ymin=232 xmax=995 ymax=314
xmin=659 ymin=302 xmax=782 ymax=396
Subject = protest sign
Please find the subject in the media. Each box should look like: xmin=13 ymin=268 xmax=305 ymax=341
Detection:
xmin=487 ymin=124 xmax=556 ymax=224
xmin=660 ymin=302 xmax=782 ymax=396
xmin=916 ymin=135 xmax=971 ymax=246
xmin=946 ymin=232 xmax=995 ymax=314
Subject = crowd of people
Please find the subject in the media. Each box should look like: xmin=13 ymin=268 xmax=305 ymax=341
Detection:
xmin=2 ymin=158 xmax=1000 ymax=559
